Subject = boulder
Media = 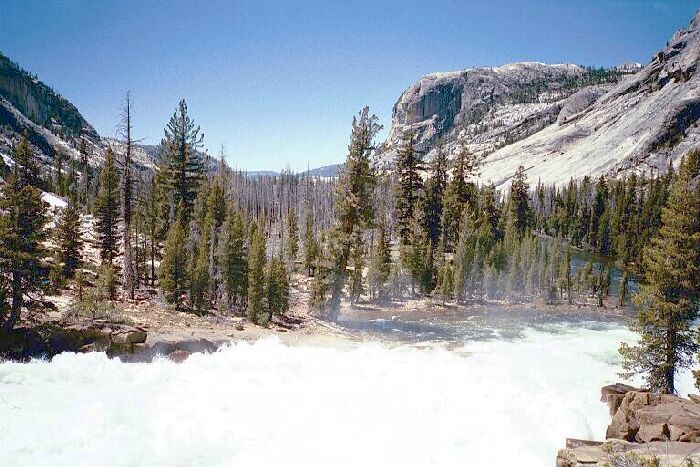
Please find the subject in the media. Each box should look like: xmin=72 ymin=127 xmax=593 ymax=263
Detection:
xmin=557 ymin=87 xmax=605 ymax=124
xmin=557 ymin=440 xmax=700 ymax=467
xmin=636 ymin=423 xmax=668 ymax=442
xmin=601 ymin=383 xmax=638 ymax=415
xmin=167 ymin=350 xmax=190 ymax=363
xmin=606 ymin=389 xmax=700 ymax=443
xmin=679 ymin=430 xmax=700 ymax=442
xmin=669 ymin=424 xmax=687 ymax=441
xmin=601 ymin=383 xmax=638 ymax=402
xmin=565 ymin=438 xmax=603 ymax=449
xmin=110 ymin=327 xmax=148 ymax=345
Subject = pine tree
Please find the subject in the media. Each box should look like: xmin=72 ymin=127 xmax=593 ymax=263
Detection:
xmin=618 ymin=271 xmax=629 ymax=307
xmin=559 ymin=247 xmax=572 ymax=305
xmin=310 ymin=232 xmax=331 ymax=311
xmin=0 ymin=157 xmax=48 ymax=331
xmin=423 ymin=144 xmax=448 ymax=253
xmin=144 ymin=176 xmax=160 ymax=285
xmin=266 ymin=255 xmax=290 ymax=323
xmin=326 ymin=107 xmax=382 ymax=320
xmin=54 ymin=201 xmax=83 ymax=279
xmin=219 ymin=208 xmax=248 ymax=307
xmin=406 ymin=216 xmax=429 ymax=294
xmin=620 ymin=151 xmax=700 ymax=394
xmin=247 ymin=225 xmax=267 ymax=324
xmin=394 ymin=131 xmax=424 ymax=244
xmin=159 ymin=210 xmax=189 ymax=306
xmin=366 ymin=226 xmax=391 ymax=301
xmin=436 ymin=261 xmax=454 ymax=305
xmin=78 ymin=137 xmax=92 ymax=207
xmin=286 ymin=209 xmax=299 ymax=268
xmin=442 ymin=142 xmax=479 ymax=251
xmin=116 ymin=93 xmax=137 ymax=298
xmin=303 ymin=211 xmax=318 ymax=276
xmin=453 ymin=213 xmax=477 ymax=303
xmin=94 ymin=148 xmax=120 ymax=265
xmin=161 ymin=99 xmax=206 ymax=223
xmin=349 ymin=245 xmax=365 ymax=304
xmin=186 ymin=185 xmax=212 ymax=312
xmin=53 ymin=149 xmax=67 ymax=196
xmin=589 ymin=175 xmax=608 ymax=250
xmin=188 ymin=227 xmax=211 ymax=313
xmin=111 ymin=93 xmax=136 ymax=298
xmin=13 ymin=130 xmax=42 ymax=188
xmin=505 ymin=165 xmax=531 ymax=239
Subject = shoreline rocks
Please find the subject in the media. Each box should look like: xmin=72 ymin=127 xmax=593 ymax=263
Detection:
xmin=0 ymin=320 xmax=225 ymax=363
xmin=558 ymin=384 xmax=700 ymax=466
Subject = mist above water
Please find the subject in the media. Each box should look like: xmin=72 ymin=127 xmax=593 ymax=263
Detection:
xmin=0 ymin=322 xmax=694 ymax=467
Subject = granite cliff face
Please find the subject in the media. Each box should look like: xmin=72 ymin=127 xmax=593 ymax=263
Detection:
xmin=0 ymin=52 xmax=98 ymax=139
xmin=377 ymin=9 xmax=700 ymax=188
xmin=0 ymin=53 xmax=168 ymax=176
xmin=376 ymin=62 xmax=621 ymax=173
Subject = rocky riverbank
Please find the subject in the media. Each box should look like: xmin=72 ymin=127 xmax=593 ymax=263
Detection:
xmin=0 ymin=275 xmax=355 ymax=362
xmin=557 ymin=384 xmax=700 ymax=466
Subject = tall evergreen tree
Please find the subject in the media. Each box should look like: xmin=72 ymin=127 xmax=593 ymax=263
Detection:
xmin=159 ymin=208 xmax=189 ymax=306
xmin=303 ymin=211 xmax=318 ymax=277
xmin=422 ymin=144 xmax=448 ymax=276
xmin=394 ymin=131 xmax=424 ymax=244
xmin=53 ymin=149 xmax=67 ymax=197
xmin=54 ymin=201 xmax=83 ymax=279
xmin=325 ymin=107 xmax=382 ymax=321
xmin=366 ymin=226 xmax=391 ymax=301
xmin=266 ymin=255 xmax=289 ymax=323
xmin=161 ymin=99 xmax=205 ymax=223
xmin=620 ymin=151 xmax=700 ymax=394
xmin=13 ymin=130 xmax=42 ymax=188
xmin=442 ymin=142 xmax=479 ymax=250
xmin=559 ymin=247 xmax=572 ymax=305
xmin=78 ymin=137 xmax=92 ymax=207
xmin=618 ymin=271 xmax=629 ymax=307
xmin=247 ymin=225 xmax=267 ymax=324
xmin=119 ymin=92 xmax=136 ymax=299
xmin=95 ymin=148 xmax=121 ymax=266
xmin=0 ymin=154 xmax=48 ymax=331
xmin=349 ymin=244 xmax=365 ymax=304
xmin=286 ymin=209 xmax=299 ymax=268
xmin=219 ymin=209 xmax=248 ymax=307
xmin=505 ymin=165 xmax=531 ymax=239
xmin=589 ymin=175 xmax=608 ymax=250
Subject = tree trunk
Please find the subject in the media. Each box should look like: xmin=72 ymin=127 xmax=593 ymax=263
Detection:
xmin=121 ymin=93 xmax=135 ymax=300
xmin=665 ymin=317 xmax=676 ymax=394
xmin=3 ymin=270 xmax=22 ymax=332
xmin=328 ymin=250 xmax=348 ymax=322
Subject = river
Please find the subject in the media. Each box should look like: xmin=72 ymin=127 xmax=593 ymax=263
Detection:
xmin=0 ymin=308 xmax=695 ymax=466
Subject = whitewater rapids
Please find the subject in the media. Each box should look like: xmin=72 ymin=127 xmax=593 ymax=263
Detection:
xmin=0 ymin=322 xmax=694 ymax=466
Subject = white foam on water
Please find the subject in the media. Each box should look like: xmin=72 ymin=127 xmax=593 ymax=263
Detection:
xmin=0 ymin=323 xmax=695 ymax=467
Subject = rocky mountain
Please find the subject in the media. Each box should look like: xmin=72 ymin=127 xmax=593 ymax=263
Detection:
xmin=376 ymin=9 xmax=700 ymax=188
xmin=0 ymin=52 xmax=336 ymax=181
xmin=301 ymin=163 xmax=343 ymax=177
xmin=0 ymin=52 xmax=98 ymax=140
xmin=0 ymin=51 xmax=105 ymax=176
xmin=0 ymin=53 xmax=197 ymax=178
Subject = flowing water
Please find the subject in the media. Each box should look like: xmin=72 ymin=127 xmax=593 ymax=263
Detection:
xmin=0 ymin=309 xmax=695 ymax=466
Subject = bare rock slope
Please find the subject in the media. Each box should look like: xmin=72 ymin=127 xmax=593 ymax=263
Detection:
xmin=377 ymin=9 xmax=700 ymax=188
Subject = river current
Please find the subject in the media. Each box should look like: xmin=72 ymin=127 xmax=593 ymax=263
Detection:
xmin=0 ymin=308 xmax=695 ymax=466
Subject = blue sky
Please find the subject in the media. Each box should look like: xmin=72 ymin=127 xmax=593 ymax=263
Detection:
xmin=1 ymin=0 xmax=697 ymax=171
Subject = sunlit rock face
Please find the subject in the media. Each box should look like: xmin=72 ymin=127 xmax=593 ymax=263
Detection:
xmin=377 ymin=9 xmax=700 ymax=189
xmin=377 ymin=63 xmax=596 ymax=167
